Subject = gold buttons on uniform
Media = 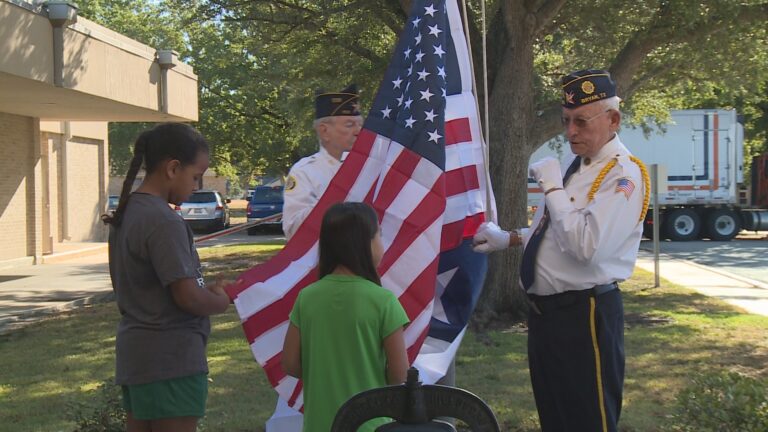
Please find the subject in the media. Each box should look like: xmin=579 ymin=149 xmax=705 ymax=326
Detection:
xmin=584 ymin=158 xmax=591 ymax=165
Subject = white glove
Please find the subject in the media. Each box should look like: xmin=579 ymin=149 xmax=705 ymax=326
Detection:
xmin=529 ymin=157 xmax=563 ymax=192
xmin=472 ymin=222 xmax=510 ymax=253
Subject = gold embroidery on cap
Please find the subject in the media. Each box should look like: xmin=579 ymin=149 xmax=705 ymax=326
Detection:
xmin=581 ymin=80 xmax=595 ymax=94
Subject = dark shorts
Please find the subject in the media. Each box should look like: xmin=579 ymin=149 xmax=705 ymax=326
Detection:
xmin=122 ymin=373 xmax=208 ymax=420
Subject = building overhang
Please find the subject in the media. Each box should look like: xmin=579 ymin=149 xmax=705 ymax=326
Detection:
xmin=0 ymin=0 xmax=198 ymax=122
xmin=0 ymin=71 xmax=194 ymax=121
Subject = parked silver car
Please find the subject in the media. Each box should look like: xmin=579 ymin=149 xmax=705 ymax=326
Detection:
xmin=176 ymin=190 xmax=231 ymax=232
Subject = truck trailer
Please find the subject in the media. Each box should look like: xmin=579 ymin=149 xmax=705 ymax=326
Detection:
xmin=527 ymin=109 xmax=768 ymax=241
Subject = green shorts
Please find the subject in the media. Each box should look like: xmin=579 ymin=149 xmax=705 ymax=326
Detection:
xmin=122 ymin=373 xmax=208 ymax=420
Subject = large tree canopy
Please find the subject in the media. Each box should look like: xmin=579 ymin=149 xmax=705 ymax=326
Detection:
xmin=84 ymin=0 xmax=768 ymax=322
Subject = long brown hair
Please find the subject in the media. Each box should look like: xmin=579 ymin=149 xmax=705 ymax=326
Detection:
xmin=102 ymin=123 xmax=209 ymax=227
xmin=318 ymin=202 xmax=381 ymax=285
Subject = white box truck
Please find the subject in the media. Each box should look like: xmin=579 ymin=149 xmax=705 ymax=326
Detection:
xmin=528 ymin=109 xmax=768 ymax=240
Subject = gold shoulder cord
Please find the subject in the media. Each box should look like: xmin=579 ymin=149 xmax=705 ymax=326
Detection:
xmin=586 ymin=156 xmax=650 ymax=223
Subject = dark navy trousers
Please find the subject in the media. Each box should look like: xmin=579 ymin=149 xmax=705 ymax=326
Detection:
xmin=527 ymin=288 xmax=625 ymax=432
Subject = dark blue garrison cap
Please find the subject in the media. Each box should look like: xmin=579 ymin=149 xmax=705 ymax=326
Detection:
xmin=315 ymin=84 xmax=361 ymax=118
xmin=561 ymin=69 xmax=617 ymax=108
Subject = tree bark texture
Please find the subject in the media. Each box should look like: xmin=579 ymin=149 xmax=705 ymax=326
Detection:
xmin=473 ymin=1 xmax=541 ymax=322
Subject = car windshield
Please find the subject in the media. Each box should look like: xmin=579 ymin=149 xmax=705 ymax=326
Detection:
xmin=186 ymin=192 xmax=217 ymax=203
xmin=252 ymin=188 xmax=283 ymax=203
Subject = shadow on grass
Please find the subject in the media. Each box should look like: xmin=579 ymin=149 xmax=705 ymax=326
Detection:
xmin=0 ymin=305 xmax=118 ymax=430
xmin=618 ymin=273 xmax=768 ymax=430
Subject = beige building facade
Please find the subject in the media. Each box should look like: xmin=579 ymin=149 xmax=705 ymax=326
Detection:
xmin=0 ymin=0 xmax=199 ymax=265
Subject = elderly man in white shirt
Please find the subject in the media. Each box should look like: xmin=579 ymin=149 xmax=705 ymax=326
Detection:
xmin=282 ymin=84 xmax=363 ymax=240
xmin=473 ymin=69 xmax=649 ymax=432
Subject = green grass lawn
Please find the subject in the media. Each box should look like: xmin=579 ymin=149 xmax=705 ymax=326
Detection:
xmin=1 ymin=243 xmax=766 ymax=431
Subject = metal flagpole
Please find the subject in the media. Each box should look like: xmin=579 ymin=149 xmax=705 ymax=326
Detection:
xmin=460 ymin=0 xmax=495 ymax=223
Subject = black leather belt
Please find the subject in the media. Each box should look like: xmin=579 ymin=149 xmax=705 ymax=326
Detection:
xmin=527 ymin=282 xmax=618 ymax=315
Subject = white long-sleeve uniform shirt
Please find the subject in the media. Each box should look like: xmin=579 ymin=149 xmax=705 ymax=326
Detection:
xmin=523 ymin=135 xmax=645 ymax=296
xmin=282 ymin=146 xmax=342 ymax=240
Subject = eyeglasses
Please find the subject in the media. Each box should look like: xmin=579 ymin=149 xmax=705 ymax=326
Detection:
xmin=561 ymin=109 xmax=611 ymax=128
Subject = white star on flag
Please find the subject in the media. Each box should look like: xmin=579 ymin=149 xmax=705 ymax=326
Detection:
xmin=404 ymin=97 xmax=413 ymax=109
xmin=392 ymin=77 xmax=402 ymax=89
xmin=381 ymin=106 xmax=392 ymax=118
xmin=424 ymin=109 xmax=437 ymax=122
xmin=419 ymin=88 xmax=434 ymax=102
xmin=428 ymin=129 xmax=442 ymax=143
xmin=415 ymin=33 xmax=422 ymax=45
xmin=437 ymin=66 xmax=446 ymax=79
xmin=424 ymin=4 xmax=437 ymax=17
xmin=434 ymin=45 xmax=445 ymax=58
xmin=415 ymin=51 xmax=425 ymax=63
xmin=428 ymin=24 xmax=442 ymax=37
xmin=404 ymin=47 xmax=412 ymax=59
xmin=405 ymin=116 xmax=416 ymax=128
xmin=412 ymin=16 xmax=421 ymax=28
xmin=417 ymin=69 xmax=431 ymax=81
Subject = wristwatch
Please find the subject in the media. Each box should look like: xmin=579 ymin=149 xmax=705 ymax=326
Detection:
xmin=510 ymin=229 xmax=522 ymax=246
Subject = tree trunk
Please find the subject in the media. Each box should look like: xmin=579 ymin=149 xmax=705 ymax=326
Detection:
xmin=473 ymin=2 xmax=539 ymax=326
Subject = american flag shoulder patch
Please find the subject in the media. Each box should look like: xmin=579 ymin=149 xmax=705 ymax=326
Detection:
xmin=616 ymin=177 xmax=635 ymax=200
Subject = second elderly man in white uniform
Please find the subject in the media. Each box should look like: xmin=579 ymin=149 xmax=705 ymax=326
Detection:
xmin=472 ymin=69 xmax=649 ymax=432
xmin=282 ymin=84 xmax=363 ymax=240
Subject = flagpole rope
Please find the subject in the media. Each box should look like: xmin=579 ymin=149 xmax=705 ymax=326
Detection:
xmin=460 ymin=0 xmax=495 ymax=224
xmin=480 ymin=0 xmax=492 ymax=223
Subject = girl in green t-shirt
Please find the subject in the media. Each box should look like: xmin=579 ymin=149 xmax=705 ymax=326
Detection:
xmin=282 ymin=202 xmax=410 ymax=432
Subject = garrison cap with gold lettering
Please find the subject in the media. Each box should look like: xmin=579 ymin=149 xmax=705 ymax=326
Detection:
xmin=561 ymin=69 xmax=617 ymax=108
xmin=315 ymin=84 xmax=361 ymax=119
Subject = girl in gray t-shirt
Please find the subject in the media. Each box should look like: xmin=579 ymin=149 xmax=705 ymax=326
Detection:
xmin=103 ymin=123 xmax=230 ymax=432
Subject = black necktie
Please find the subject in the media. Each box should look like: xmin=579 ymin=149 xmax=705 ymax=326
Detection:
xmin=519 ymin=156 xmax=581 ymax=291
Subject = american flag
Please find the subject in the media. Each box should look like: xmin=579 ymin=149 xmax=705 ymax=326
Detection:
xmin=616 ymin=177 xmax=635 ymax=200
xmin=225 ymin=0 xmax=493 ymax=417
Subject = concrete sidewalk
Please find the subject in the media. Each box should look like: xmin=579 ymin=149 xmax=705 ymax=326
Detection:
xmin=0 ymin=253 xmax=112 ymax=335
xmin=636 ymin=250 xmax=768 ymax=316
xmin=1 ymin=246 xmax=767 ymax=335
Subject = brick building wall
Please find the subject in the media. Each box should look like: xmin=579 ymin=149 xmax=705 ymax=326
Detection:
xmin=65 ymin=137 xmax=106 ymax=241
xmin=0 ymin=116 xmax=109 ymax=264
xmin=0 ymin=112 xmax=33 ymax=262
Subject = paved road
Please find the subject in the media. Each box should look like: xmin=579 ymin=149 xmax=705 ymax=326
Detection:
xmin=640 ymin=234 xmax=768 ymax=285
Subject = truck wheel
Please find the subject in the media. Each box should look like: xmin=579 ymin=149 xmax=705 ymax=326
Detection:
xmin=704 ymin=208 xmax=741 ymax=241
xmin=664 ymin=208 xmax=700 ymax=241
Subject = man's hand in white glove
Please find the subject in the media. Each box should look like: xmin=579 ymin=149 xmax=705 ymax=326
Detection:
xmin=529 ymin=157 xmax=564 ymax=193
xmin=472 ymin=222 xmax=510 ymax=253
